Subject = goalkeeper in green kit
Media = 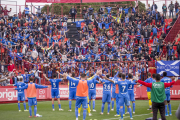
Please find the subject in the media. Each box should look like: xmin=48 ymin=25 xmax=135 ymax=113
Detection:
xmin=135 ymin=74 xmax=178 ymax=120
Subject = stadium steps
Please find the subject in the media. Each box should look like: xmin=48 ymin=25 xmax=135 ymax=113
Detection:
xmin=67 ymin=22 xmax=79 ymax=47
xmin=161 ymin=16 xmax=180 ymax=58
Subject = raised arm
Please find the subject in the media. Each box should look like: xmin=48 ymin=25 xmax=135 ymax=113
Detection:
xmin=0 ymin=78 xmax=8 ymax=82
xmin=43 ymin=74 xmax=50 ymax=81
xmin=66 ymin=49 xmax=72 ymax=55
xmin=164 ymin=81 xmax=175 ymax=88
xmin=114 ymin=71 xmax=119 ymax=78
xmin=15 ymin=84 xmax=28 ymax=90
xmin=103 ymin=76 xmax=115 ymax=83
xmin=35 ymin=84 xmax=48 ymax=89
xmin=64 ymin=73 xmax=79 ymax=82
xmin=56 ymin=71 xmax=63 ymax=76
xmin=137 ymin=80 xmax=152 ymax=88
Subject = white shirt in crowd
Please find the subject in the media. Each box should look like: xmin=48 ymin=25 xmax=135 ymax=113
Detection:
xmin=17 ymin=75 xmax=23 ymax=80
xmin=32 ymin=70 xmax=41 ymax=77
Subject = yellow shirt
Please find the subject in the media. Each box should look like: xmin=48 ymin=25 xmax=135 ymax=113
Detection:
xmin=112 ymin=14 xmax=122 ymax=23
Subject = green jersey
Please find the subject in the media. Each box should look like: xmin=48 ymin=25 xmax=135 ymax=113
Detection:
xmin=151 ymin=82 xmax=166 ymax=103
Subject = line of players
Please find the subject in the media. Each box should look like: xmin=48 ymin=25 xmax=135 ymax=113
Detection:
xmin=11 ymin=70 xmax=173 ymax=119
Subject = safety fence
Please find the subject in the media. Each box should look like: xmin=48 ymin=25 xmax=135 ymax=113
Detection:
xmin=0 ymin=85 xmax=180 ymax=103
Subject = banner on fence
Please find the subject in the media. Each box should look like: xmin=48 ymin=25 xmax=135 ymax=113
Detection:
xmin=0 ymin=85 xmax=180 ymax=102
xmin=157 ymin=61 xmax=180 ymax=76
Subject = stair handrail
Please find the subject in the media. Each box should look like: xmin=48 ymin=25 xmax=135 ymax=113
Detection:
xmin=164 ymin=15 xmax=180 ymax=43
xmin=160 ymin=16 xmax=180 ymax=58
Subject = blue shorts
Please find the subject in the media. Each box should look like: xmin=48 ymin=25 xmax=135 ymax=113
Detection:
xmin=76 ymin=97 xmax=88 ymax=109
xmin=165 ymin=91 xmax=170 ymax=101
xmin=89 ymin=91 xmax=96 ymax=99
xmin=17 ymin=93 xmax=25 ymax=101
xmin=119 ymin=94 xmax=130 ymax=107
xmin=28 ymin=98 xmax=37 ymax=106
xmin=69 ymin=90 xmax=76 ymax=100
xmin=111 ymin=89 xmax=116 ymax=98
xmin=102 ymin=93 xmax=111 ymax=103
xmin=128 ymin=90 xmax=135 ymax=101
xmin=51 ymin=89 xmax=60 ymax=98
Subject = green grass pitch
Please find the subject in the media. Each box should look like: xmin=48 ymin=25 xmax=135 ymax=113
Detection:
xmin=0 ymin=100 xmax=179 ymax=120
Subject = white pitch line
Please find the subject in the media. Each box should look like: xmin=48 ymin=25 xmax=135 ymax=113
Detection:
xmin=103 ymin=113 xmax=152 ymax=120
xmin=103 ymin=110 xmax=177 ymax=120
xmin=0 ymin=101 xmax=51 ymax=106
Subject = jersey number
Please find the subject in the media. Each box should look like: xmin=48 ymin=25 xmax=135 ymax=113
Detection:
xmin=122 ymin=86 xmax=126 ymax=92
xmin=129 ymin=85 xmax=132 ymax=89
xmin=104 ymin=84 xmax=110 ymax=90
xmin=71 ymin=82 xmax=76 ymax=86
xmin=53 ymin=83 xmax=56 ymax=88
xmin=90 ymin=83 xmax=94 ymax=89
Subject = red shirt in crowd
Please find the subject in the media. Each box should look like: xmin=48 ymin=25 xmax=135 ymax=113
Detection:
xmin=2 ymin=9 xmax=10 ymax=16
xmin=7 ymin=64 xmax=15 ymax=72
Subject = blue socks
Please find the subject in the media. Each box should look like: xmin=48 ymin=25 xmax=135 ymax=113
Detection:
xmin=29 ymin=107 xmax=32 ymax=116
xmin=18 ymin=103 xmax=20 ymax=110
xmin=133 ymin=103 xmax=135 ymax=112
xmin=168 ymin=104 xmax=172 ymax=114
xmin=69 ymin=101 xmax=72 ymax=109
xmin=123 ymin=104 xmax=125 ymax=114
xmin=52 ymin=104 xmax=54 ymax=109
xmin=120 ymin=108 xmax=123 ymax=119
xmin=58 ymin=104 xmax=61 ymax=109
xmin=83 ymin=109 xmax=87 ymax=120
xmin=165 ymin=105 xmax=168 ymax=115
xmin=112 ymin=101 xmax=114 ymax=109
xmin=101 ymin=103 xmax=105 ymax=113
xmin=116 ymin=103 xmax=120 ymax=115
xmin=108 ymin=103 xmax=110 ymax=113
xmin=34 ymin=106 xmax=37 ymax=116
xmin=128 ymin=107 xmax=132 ymax=118
xmin=93 ymin=100 xmax=95 ymax=109
xmin=75 ymin=107 xmax=78 ymax=118
xmin=89 ymin=101 xmax=91 ymax=109
xmin=116 ymin=95 xmax=119 ymax=115
xmin=23 ymin=103 xmax=26 ymax=110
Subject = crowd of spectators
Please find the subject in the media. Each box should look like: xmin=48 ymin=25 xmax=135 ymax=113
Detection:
xmin=0 ymin=1 xmax=180 ymax=86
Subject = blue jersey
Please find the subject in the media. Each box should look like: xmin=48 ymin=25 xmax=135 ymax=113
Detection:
xmin=22 ymin=73 xmax=34 ymax=83
xmin=141 ymin=78 xmax=156 ymax=92
xmin=89 ymin=79 xmax=99 ymax=92
xmin=115 ymin=80 xmax=136 ymax=96
xmin=14 ymin=82 xmax=26 ymax=94
xmin=127 ymin=79 xmax=137 ymax=91
xmin=110 ymin=71 xmax=119 ymax=90
xmin=100 ymin=79 xmax=112 ymax=94
xmin=110 ymin=77 xmax=116 ymax=91
xmin=69 ymin=77 xmax=79 ymax=92
xmin=161 ymin=77 xmax=172 ymax=92
xmin=49 ymin=79 xmax=62 ymax=89
xmin=106 ymin=7 xmax=112 ymax=13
